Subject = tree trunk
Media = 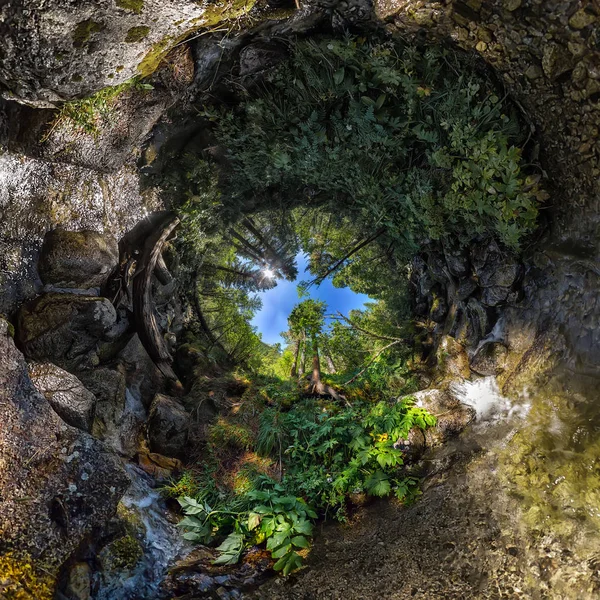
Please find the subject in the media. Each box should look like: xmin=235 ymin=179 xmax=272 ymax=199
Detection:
xmin=310 ymin=336 xmax=324 ymax=394
xmin=132 ymin=212 xmax=180 ymax=382
xmin=325 ymin=353 xmax=336 ymax=374
xmin=298 ymin=337 xmax=306 ymax=378
xmin=290 ymin=340 xmax=300 ymax=378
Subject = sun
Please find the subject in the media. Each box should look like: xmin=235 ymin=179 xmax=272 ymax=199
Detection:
xmin=263 ymin=268 xmax=275 ymax=279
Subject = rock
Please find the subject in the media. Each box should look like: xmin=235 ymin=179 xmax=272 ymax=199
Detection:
xmin=147 ymin=394 xmax=190 ymax=457
xmin=437 ymin=335 xmax=471 ymax=379
xmin=116 ymin=334 xmax=164 ymax=408
xmin=542 ymin=44 xmax=573 ymax=81
xmin=401 ymin=388 xmax=476 ymax=447
xmin=477 ymin=258 xmax=520 ymax=289
xmin=442 ymin=240 xmax=469 ymax=277
xmin=470 ymin=342 xmax=508 ymax=376
xmin=429 ymin=293 xmax=448 ymax=323
xmin=28 ymin=362 xmax=96 ymax=431
xmin=525 ymin=64 xmax=544 ymax=80
xmin=239 ymin=42 xmax=288 ymax=78
xmin=503 ymin=0 xmax=521 ymax=11
xmin=456 ymin=278 xmax=477 ymax=300
xmin=97 ymin=534 xmax=143 ymax=574
xmin=568 ymin=9 xmax=596 ymax=30
xmin=38 ymin=229 xmax=118 ymax=289
xmin=0 ymin=318 xmax=128 ymax=574
xmin=481 ymin=285 xmax=510 ymax=306
xmin=79 ymin=368 xmax=144 ymax=458
xmin=0 ymin=0 xmax=257 ymax=104
xmin=15 ymin=293 xmax=118 ymax=370
xmin=65 ymin=562 xmax=91 ymax=600
xmin=138 ymin=451 xmax=183 ymax=479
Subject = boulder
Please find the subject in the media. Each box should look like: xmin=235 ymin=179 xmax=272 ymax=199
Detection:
xmin=0 ymin=0 xmax=257 ymax=105
xmin=147 ymin=394 xmax=189 ymax=458
xmin=15 ymin=293 xmax=118 ymax=370
xmin=28 ymin=362 xmax=96 ymax=431
xmin=38 ymin=229 xmax=118 ymax=289
xmin=79 ymin=368 xmax=144 ymax=458
xmin=0 ymin=318 xmax=128 ymax=575
xmin=470 ymin=342 xmax=508 ymax=376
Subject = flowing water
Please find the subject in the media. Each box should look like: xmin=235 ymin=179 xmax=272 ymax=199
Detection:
xmin=93 ymin=464 xmax=191 ymax=600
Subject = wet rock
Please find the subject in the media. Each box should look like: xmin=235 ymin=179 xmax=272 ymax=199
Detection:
xmin=147 ymin=394 xmax=190 ymax=458
xmin=138 ymin=451 xmax=183 ymax=480
xmin=402 ymin=388 xmax=475 ymax=447
xmin=0 ymin=318 xmax=128 ymax=573
xmin=0 ymin=0 xmax=247 ymax=104
xmin=568 ymin=9 xmax=597 ymax=30
xmin=437 ymin=335 xmax=471 ymax=379
xmin=470 ymin=342 xmax=508 ymax=376
xmin=97 ymin=534 xmax=143 ymax=574
xmin=38 ymin=229 xmax=118 ymax=289
xmin=28 ymin=362 xmax=96 ymax=432
xmin=481 ymin=285 xmax=511 ymax=307
xmin=65 ymin=562 xmax=91 ymax=600
xmin=15 ymin=293 xmax=118 ymax=371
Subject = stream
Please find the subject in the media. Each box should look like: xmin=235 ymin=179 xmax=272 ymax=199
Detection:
xmin=93 ymin=464 xmax=191 ymax=600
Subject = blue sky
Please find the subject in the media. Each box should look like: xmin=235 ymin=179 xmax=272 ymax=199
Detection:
xmin=251 ymin=253 xmax=371 ymax=346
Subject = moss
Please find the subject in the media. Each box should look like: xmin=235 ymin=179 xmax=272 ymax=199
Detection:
xmin=101 ymin=535 xmax=143 ymax=572
xmin=0 ymin=553 xmax=56 ymax=600
xmin=116 ymin=65 xmax=125 ymax=72
xmin=6 ymin=321 xmax=15 ymax=338
xmin=71 ymin=74 xmax=83 ymax=82
xmin=116 ymin=0 xmax=145 ymax=13
xmin=125 ymin=25 xmax=151 ymax=43
xmin=72 ymin=19 xmax=105 ymax=49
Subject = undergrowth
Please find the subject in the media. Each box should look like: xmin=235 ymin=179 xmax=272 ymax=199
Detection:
xmin=166 ymin=382 xmax=435 ymax=575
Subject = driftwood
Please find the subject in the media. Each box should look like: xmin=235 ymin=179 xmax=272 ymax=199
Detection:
xmin=131 ymin=212 xmax=180 ymax=381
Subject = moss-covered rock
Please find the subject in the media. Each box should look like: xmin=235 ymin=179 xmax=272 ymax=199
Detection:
xmin=98 ymin=535 xmax=143 ymax=573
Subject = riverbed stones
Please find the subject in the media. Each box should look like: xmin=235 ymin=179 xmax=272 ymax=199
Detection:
xmin=0 ymin=318 xmax=128 ymax=573
xmin=15 ymin=293 xmax=118 ymax=370
xmin=147 ymin=393 xmax=189 ymax=457
xmin=28 ymin=362 xmax=96 ymax=431
xmin=38 ymin=229 xmax=118 ymax=289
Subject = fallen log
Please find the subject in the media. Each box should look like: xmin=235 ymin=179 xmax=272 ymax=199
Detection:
xmin=132 ymin=212 xmax=180 ymax=382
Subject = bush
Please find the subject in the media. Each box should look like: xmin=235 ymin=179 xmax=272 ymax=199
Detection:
xmin=204 ymin=35 xmax=543 ymax=252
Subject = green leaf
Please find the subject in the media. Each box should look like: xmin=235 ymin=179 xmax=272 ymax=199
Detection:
xmin=333 ymin=68 xmax=345 ymax=85
xmin=291 ymin=535 xmax=310 ymax=549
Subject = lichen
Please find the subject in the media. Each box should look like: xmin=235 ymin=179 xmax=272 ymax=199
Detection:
xmin=72 ymin=19 xmax=105 ymax=49
xmin=0 ymin=553 xmax=56 ymax=600
xmin=116 ymin=0 xmax=145 ymax=13
xmin=125 ymin=26 xmax=151 ymax=43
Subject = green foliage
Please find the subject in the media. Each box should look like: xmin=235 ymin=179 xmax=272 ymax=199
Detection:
xmin=265 ymin=397 xmax=435 ymax=519
xmin=209 ymin=35 xmax=542 ymax=252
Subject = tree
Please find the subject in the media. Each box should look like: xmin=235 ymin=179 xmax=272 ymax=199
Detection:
xmin=288 ymin=300 xmax=326 ymax=394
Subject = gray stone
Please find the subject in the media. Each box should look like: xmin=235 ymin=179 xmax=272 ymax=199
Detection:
xmin=0 ymin=0 xmax=249 ymax=104
xmin=15 ymin=293 xmax=118 ymax=370
xmin=147 ymin=393 xmax=189 ymax=458
xmin=481 ymin=285 xmax=510 ymax=306
xmin=0 ymin=318 xmax=128 ymax=573
xmin=28 ymin=362 xmax=96 ymax=431
xmin=38 ymin=229 xmax=118 ymax=289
